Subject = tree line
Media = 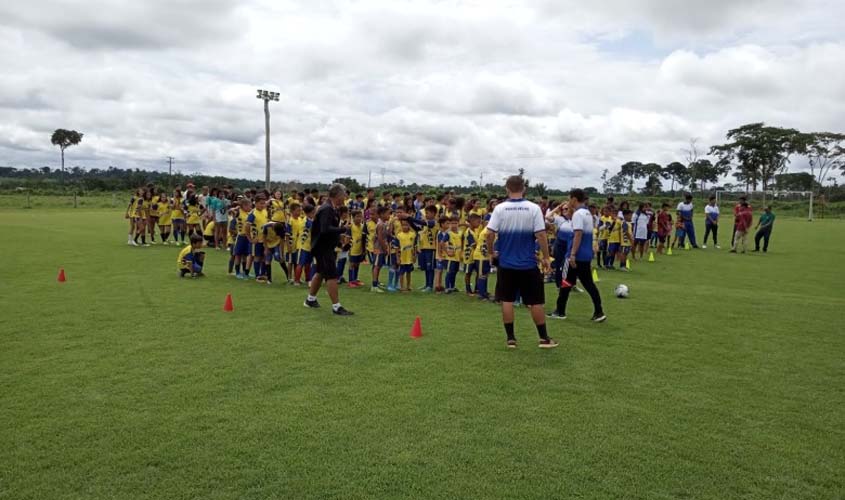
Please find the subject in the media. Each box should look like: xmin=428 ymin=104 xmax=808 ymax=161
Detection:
xmin=603 ymin=124 xmax=844 ymax=196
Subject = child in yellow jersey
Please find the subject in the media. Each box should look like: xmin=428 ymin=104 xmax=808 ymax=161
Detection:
xmin=270 ymin=191 xmax=286 ymax=223
xmin=232 ymin=198 xmax=253 ymax=279
xmin=185 ymin=194 xmax=203 ymax=237
xmin=385 ymin=206 xmax=407 ymax=292
xmin=597 ymin=207 xmax=612 ymax=269
xmin=471 ymin=218 xmax=492 ymax=300
xmin=619 ymin=209 xmax=634 ymax=271
xmin=245 ymin=196 xmax=270 ymax=282
xmin=394 ymin=219 xmax=417 ymax=292
xmin=443 ymin=217 xmax=462 ymax=293
xmin=171 ymin=190 xmax=186 ymax=244
xmin=365 ymin=215 xmax=378 ymax=265
xmin=125 ymin=188 xmax=142 ymax=245
xmin=261 ymin=221 xmax=287 ymax=284
xmin=157 ymin=193 xmax=173 ymax=245
xmin=370 ymin=206 xmax=392 ymax=293
xmin=434 ymin=216 xmax=450 ymax=293
xmin=202 ymin=220 xmax=215 ymax=247
xmin=294 ymin=204 xmax=316 ymax=286
xmin=285 ymin=203 xmax=302 ymax=283
xmin=462 ymin=214 xmax=484 ymax=296
xmin=133 ymin=190 xmax=152 ymax=246
xmin=347 ymin=210 xmax=365 ymax=287
xmin=416 ymin=205 xmax=438 ymax=292
xmin=177 ymin=234 xmax=206 ymax=278
xmin=605 ymin=212 xmax=622 ymax=269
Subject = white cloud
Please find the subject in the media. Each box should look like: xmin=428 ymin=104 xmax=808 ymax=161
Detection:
xmin=0 ymin=0 xmax=844 ymax=188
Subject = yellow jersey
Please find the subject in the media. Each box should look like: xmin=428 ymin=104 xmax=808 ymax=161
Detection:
xmin=237 ymin=210 xmax=250 ymax=236
xmin=177 ymin=245 xmax=195 ymax=270
xmin=598 ymin=215 xmax=613 ymax=241
xmin=472 ymin=227 xmax=489 ymax=261
xmin=350 ymin=223 xmax=364 ymax=257
xmin=186 ymin=204 xmax=202 ymax=224
xmin=445 ymin=230 xmax=462 ymax=262
xmin=203 ymin=221 xmax=215 ymax=237
xmin=247 ymin=208 xmax=269 ymax=242
xmin=621 ymin=220 xmax=633 ymax=247
xmin=262 ymin=222 xmax=284 ymax=249
xmin=171 ymin=197 xmax=185 ymax=220
xmin=289 ymin=216 xmax=305 ymax=250
xmin=299 ymin=218 xmax=314 ymax=252
xmin=395 ymin=230 xmax=416 ymax=265
xmin=607 ymin=218 xmax=622 ymax=244
xmin=270 ymin=199 xmax=286 ymax=223
xmin=365 ymin=220 xmax=378 ymax=253
xmin=418 ymin=219 xmax=436 ymax=251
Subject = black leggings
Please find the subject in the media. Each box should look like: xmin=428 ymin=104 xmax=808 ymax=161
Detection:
xmin=703 ymin=223 xmax=718 ymax=245
xmin=755 ymin=227 xmax=772 ymax=251
xmin=556 ymin=260 xmax=603 ymax=316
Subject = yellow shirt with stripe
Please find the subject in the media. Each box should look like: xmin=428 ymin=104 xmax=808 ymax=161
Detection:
xmin=186 ymin=204 xmax=202 ymax=224
xmin=472 ymin=227 xmax=489 ymax=261
xmin=263 ymin=222 xmax=284 ymax=249
xmin=418 ymin=219 xmax=436 ymax=251
xmin=445 ymin=230 xmax=462 ymax=262
xmin=248 ymin=208 xmax=269 ymax=242
xmin=350 ymin=223 xmax=364 ymax=257
xmin=396 ymin=230 xmax=416 ymax=265
xmin=270 ymin=199 xmax=286 ymax=223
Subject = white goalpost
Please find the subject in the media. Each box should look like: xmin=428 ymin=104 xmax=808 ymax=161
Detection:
xmin=716 ymin=190 xmax=815 ymax=221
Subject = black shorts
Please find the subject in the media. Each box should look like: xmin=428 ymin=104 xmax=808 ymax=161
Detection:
xmin=313 ymin=249 xmax=339 ymax=280
xmin=495 ymin=267 xmax=545 ymax=305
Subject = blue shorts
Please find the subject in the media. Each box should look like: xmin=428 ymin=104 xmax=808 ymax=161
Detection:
xmin=234 ymin=235 xmax=251 ymax=256
xmin=172 ymin=218 xmax=185 ymax=224
xmin=436 ymin=259 xmax=447 ymax=271
xmin=467 ymin=260 xmax=491 ymax=275
xmin=621 ymin=246 xmax=631 ymax=255
xmin=598 ymin=240 xmax=608 ymax=252
xmin=635 ymin=238 xmax=647 ymax=244
xmin=399 ymin=264 xmax=414 ymax=274
xmin=349 ymin=254 xmax=364 ymax=265
xmin=253 ymin=242 xmax=265 ymax=257
xmin=367 ymin=252 xmax=375 ymax=265
xmin=372 ymin=254 xmax=386 ymax=268
xmin=270 ymin=246 xmax=282 ymax=261
xmin=608 ymin=243 xmax=620 ymax=255
xmin=297 ymin=250 xmax=312 ymax=267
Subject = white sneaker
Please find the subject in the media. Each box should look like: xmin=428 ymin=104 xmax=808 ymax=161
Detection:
xmin=702 ymin=245 xmax=707 ymax=249
xmin=130 ymin=240 xmax=138 ymax=246
xmin=715 ymin=245 xmax=721 ymax=249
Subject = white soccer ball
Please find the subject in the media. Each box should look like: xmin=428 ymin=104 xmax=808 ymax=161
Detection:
xmin=615 ymin=284 xmax=629 ymax=298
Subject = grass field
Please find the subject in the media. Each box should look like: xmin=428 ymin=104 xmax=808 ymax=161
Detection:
xmin=1 ymin=209 xmax=843 ymax=500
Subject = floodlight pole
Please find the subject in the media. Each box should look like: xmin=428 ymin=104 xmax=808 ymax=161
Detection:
xmin=256 ymin=89 xmax=279 ymax=191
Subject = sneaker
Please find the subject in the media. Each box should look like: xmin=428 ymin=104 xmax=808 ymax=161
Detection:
xmin=256 ymin=276 xmax=267 ymax=283
xmin=506 ymin=339 xmax=518 ymax=349
xmin=729 ymin=249 xmax=737 ymax=253
xmin=371 ymin=286 xmax=384 ymax=293
xmin=538 ymin=338 xmax=560 ymax=349
xmin=236 ymin=273 xmax=245 ymax=279
xmin=338 ymin=277 xmax=347 ymax=284
xmin=417 ymin=285 xmax=428 ymax=291
xmin=547 ymin=311 xmax=567 ymax=320
xmin=354 ymin=280 xmax=365 ymax=286
xmin=715 ymin=245 xmax=721 ymax=249
xmin=574 ymin=286 xmax=584 ymax=293
xmin=143 ymin=243 xmax=150 ymax=247
xmin=304 ymin=299 xmax=320 ymax=309
xmin=348 ymin=282 xmax=360 ymax=289
xmin=701 ymin=245 xmax=707 ymax=249
xmin=332 ymin=306 xmax=354 ymax=316
xmin=421 ymin=287 xmax=433 ymax=293
xmin=386 ymin=286 xmax=398 ymax=292
xmin=591 ymin=313 xmax=607 ymax=323
xmin=130 ymin=240 xmax=138 ymax=246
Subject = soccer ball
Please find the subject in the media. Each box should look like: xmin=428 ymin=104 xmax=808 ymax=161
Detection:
xmin=615 ymin=284 xmax=629 ymax=298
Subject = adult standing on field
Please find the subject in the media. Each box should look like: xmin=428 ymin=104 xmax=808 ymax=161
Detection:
xmin=548 ymin=189 xmax=606 ymax=322
xmin=677 ymin=193 xmax=698 ymax=248
xmin=753 ymin=206 xmax=776 ymax=253
xmin=485 ymin=175 xmax=558 ymax=349
xmin=702 ymin=196 xmax=720 ymax=249
xmin=304 ymin=183 xmax=354 ymax=316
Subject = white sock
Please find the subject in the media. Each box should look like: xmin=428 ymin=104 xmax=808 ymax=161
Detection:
xmin=332 ymin=303 xmax=341 ymax=312
xmin=307 ymin=294 xmax=317 ymax=302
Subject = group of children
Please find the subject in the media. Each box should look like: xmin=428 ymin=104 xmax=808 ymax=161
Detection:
xmin=124 ymin=183 xmax=733 ymax=299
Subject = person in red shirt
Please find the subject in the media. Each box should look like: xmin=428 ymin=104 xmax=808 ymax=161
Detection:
xmin=730 ymin=202 xmax=753 ymax=253
xmin=731 ymin=195 xmax=752 ymax=247
xmin=656 ymin=203 xmax=673 ymax=254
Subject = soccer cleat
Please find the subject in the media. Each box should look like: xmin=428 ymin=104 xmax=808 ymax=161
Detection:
xmin=370 ymin=286 xmax=384 ymax=293
xmin=304 ymin=299 xmax=320 ymax=308
xmin=256 ymin=276 xmax=267 ymax=283
xmin=506 ymin=339 xmax=518 ymax=349
xmin=547 ymin=311 xmax=566 ymax=320
xmin=143 ymin=243 xmax=150 ymax=247
xmin=332 ymin=306 xmax=354 ymax=316
xmin=591 ymin=313 xmax=607 ymax=323
xmin=538 ymin=338 xmax=560 ymax=349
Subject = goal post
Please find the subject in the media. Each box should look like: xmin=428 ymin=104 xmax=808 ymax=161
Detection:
xmin=764 ymin=190 xmax=815 ymax=221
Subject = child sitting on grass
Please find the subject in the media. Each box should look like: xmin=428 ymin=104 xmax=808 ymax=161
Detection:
xmin=177 ymin=234 xmax=206 ymax=278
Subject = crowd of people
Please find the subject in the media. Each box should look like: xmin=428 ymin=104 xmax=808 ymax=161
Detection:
xmin=124 ymin=179 xmax=777 ymax=344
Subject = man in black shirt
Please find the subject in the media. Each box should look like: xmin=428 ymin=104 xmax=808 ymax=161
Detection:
xmin=304 ymin=183 xmax=353 ymax=316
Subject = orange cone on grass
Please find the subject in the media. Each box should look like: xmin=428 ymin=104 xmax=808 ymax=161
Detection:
xmin=409 ymin=316 xmax=423 ymax=339
xmin=57 ymin=268 xmax=66 ymax=282
xmin=223 ymin=293 xmax=234 ymax=312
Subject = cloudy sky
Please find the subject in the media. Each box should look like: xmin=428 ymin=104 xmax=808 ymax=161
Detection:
xmin=1 ymin=0 xmax=843 ymax=189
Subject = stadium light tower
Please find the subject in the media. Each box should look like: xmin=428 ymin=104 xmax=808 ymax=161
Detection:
xmin=256 ymin=89 xmax=279 ymax=190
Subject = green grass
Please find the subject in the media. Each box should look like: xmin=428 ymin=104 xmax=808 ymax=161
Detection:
xmin=1 ymin=210 xmax=843 ymax=500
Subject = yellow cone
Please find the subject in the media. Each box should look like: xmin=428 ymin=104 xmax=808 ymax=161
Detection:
xmin=625 ymin=258 xmax=631 ymax=270
xmin=685 ymin=240 xmax=691 ymax=250
xmin=667 ymin=246 xmax=673 ymax=256
xmin=648 ymin=251 xmax=655 ymax=262
xmin=592 ymin=267 xmax=600 ymax=283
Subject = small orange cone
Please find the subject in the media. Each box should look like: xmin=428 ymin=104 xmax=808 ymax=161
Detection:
xmin=409 ymin=316 xmax=423 ymax=339
xmin=57 ymin=268 xmax=66 ymax=282
xmin=223 ymin=293 xmax=234 ymax=312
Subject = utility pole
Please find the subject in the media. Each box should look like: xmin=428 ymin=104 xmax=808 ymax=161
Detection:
xmin=381 ymin=167 xmax=386 ymax=187
xmin=167 ymin=156 xmax=174 ymax=188
xmin=256 ymin=89 xmax=280 ymax=190
xmin=367 ymin=169 xmax=372 ymax=189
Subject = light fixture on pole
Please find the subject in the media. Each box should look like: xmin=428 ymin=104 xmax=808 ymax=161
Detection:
xmin=256 ymin=89 xmax=279 ymax=190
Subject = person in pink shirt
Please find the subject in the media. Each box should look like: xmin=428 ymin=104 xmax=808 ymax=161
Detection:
xmin=730 ymin=202 xmax=753 ymax=254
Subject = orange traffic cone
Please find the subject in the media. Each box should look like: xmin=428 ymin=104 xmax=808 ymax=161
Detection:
xmin=409 ymin=316 xmax=423 ymax=339
xmin=223 ymin=293 xmax=234 ymax=312
xmin=57 ymin=268 xmax=66 ymax=282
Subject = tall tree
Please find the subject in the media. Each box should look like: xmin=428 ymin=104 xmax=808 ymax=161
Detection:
xmin=662 ymin=162 xmax=689 ymax=195
xmin=50 ymin=129 xmax=84 ymax=183
xmin=688 ymin=159 xmax=728 ymax=192
xmin=640 ymin=163 xmax=663 ymax=195
xmin=618 ymin=161 xmax=643 ymax=194
xmin=805 ymin=132 xmax=845 ymax=191
xmin=709 ymin=123 xmax=809 ymax=194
